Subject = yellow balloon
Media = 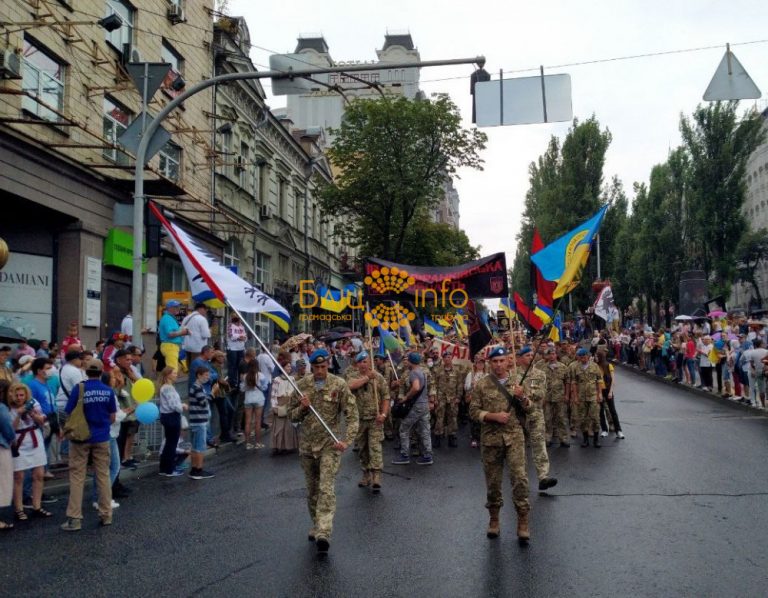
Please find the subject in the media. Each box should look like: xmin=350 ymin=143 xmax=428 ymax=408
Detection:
xmin=131 ymin=378 xmax=155 ymax=404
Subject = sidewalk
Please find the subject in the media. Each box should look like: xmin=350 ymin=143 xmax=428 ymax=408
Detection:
xmin=615 ymin=362 xmax=766 ymax=415
xmin=42 ymin=442 xmax=238 ymax=498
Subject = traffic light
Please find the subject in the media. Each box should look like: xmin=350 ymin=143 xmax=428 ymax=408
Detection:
xmin=145 ymin=202 xmax=163 ymax=258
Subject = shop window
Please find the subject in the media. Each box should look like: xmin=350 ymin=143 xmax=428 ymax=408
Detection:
xmin=158 ymin=142 xmax=181 ymax=180
xmin=21 ymin=38 xmax=65 ymax=121
xmin=105 ymin=0 xmax=134 ymax=53
xmin=103 ymin=96 xmax=132 ymax=164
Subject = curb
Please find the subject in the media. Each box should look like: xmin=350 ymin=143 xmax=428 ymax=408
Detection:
xmin=614 ymin=362 xmax=766 ymax=415
xmin=42 ymin=442 xmax=238 ymax=497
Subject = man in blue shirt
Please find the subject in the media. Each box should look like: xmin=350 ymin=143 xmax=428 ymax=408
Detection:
xmin=61 ymin=359 xmax=117 ymax=532
xmin=158 ymin=299 xmax=189 ymax=373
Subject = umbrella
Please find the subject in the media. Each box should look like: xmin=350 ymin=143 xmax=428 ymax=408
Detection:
xmin=674 ymin=315 xmax=694 ymax=321
xmin=0 ymin=326 xmax=24 ymax=344
xmin=281 ymin=333 xmax=310 ymax=351
xmin=708 ymin=310 xmax=727 ymax=318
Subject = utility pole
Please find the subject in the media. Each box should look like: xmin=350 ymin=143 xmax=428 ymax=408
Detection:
xmin=131 ymin=56 xmax=485 ymax=343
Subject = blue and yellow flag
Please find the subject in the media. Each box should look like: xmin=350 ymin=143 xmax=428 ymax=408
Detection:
xmin=423 ymin=317 xmax=444 ymax=337
xmin=548 ymin=313 xmax=563 ymax=342
xmin=534 ymin=304 xmax=553 ymax=325
xmin=500 ymin=297 xmax=516 ymax=320
xmin=531 ymin=206 xmax=608 ymax=298
xmin=454 ymin=311 xmax=468 ymax=338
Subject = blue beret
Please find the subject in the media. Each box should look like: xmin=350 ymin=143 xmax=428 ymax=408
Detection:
xmin=576 ymin=348 xmax=589 ymax=356
xmin=355 ymin=351 xmax=369 ymax=363
xmin=488 ymin=347 xmax=507 ymax=359
xmin=309 ymin=349 xmax=329 ymax=364
xmin=516 ymin=345 xmax=532 ymax=357
xmin=407 ymin=352 xmax=422 ymax=364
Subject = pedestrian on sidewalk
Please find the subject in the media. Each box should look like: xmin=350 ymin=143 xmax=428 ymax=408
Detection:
xmin=7 ymin=382 xmax=51 ymax=522
xmin=270 ymin=363 xmax=299 ymax=455
xmin=61 ymin=360 xmax=116 ymax=531
xmin=91 ymin=377 xmax=127 ymax=511
xmin=187 ymin=366 xmax=215 ymax=480
xmin=0 ymin=381 xmax=16 ymax=530
xmin=159 ymin=367 xmax=186 ymax=476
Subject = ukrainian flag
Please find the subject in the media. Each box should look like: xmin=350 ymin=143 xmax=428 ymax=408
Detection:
xmin=454 ymin=312 xmax=468 ymax=338
xmin=500 ymin=297 xmax=516 ymax=320
xmin=548 ymin=314 xmax=563 ymax=342
xmin=531 ymin=206 xmax=608 ymax=298
xmin=534 ymin=304 xmax=553 ymax=325
xmin=423 ymin=317 xmax=445 ymax=338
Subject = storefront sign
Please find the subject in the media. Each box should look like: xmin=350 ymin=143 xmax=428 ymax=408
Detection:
xmin=103 ymin=228 xmax=146 ymax=272
xmin=144 ymin=273 xmax=158 ymax=332
xmin=0 ymin=252 xmax=53 ymax=339
xmin=83 ymin=256 xmax=102 ymax=328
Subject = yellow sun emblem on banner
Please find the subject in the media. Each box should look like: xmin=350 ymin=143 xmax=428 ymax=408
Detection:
xmin=363 ymin=266 xmax=417 ymax=330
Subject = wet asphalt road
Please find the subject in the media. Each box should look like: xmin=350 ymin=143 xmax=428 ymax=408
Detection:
xmin=3 ymin=369 xmax=768 ymax=598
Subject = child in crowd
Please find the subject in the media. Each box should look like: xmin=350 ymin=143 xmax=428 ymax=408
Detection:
xmin=187 ymin=367 xmax=214 ymax=479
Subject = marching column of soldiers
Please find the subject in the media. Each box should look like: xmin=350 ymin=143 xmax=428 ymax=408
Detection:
xmin=290 ymin=339 xmax=609 ymax=554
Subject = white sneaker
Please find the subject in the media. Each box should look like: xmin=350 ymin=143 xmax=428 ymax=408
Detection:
xmin=600 ymin=431 xmax=608 ymax=438
xmin=92 ymin=500 xmax=120 ymax=510
xmin=616 ymin=431 xmax=625 ymax=439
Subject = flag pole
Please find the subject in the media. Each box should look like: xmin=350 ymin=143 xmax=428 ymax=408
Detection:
xmin=227 ymin=303 xmax=340 ymax=444
xmin=365 ymin=302 xmax=380 ymax=409
xmin=386 ymin=350 xmax=399 ymax=381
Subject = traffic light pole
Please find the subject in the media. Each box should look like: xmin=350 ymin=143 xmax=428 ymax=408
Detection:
xmin=131 ymin=55 xmax=485 ymax=344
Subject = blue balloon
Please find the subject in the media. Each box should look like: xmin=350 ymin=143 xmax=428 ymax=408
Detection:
xmin=135 ymin=401 xmax=160 ymax=425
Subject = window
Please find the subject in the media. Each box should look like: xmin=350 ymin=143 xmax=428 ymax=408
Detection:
xmin=312 ymin=204 xmax=318 ymax=239
xmin=105 ymin=0 xmax=134 ymax=52
xmin=223 ymin=239 xmax=240 ymax=272
xmin=255 ymin=252 xmax=270 ymax=290
xmin=103 ymin=97 xmax=131 ymax=164
xmin=21 ymin=39 xmax=64 ymax=121
xmin=239 ymin=142 xmax=250 ymax=190
xmin=294 ymin=187 xmax=302 ymax=230
xmin=161 ymin=259 xmax=189 ymax=292
xmin=161 ymin=40 xmax=184 ymax=99
xmin=158 ymin=142 xmax=181 ymax=180
xmin=257 ymin=162 xmax=268 ymax=203
xmin=278 ymin=178 xmax=287 ymax=219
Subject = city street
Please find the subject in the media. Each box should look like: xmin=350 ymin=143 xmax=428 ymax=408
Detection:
xmin=4 ymin=370 xmax=768 ymax=598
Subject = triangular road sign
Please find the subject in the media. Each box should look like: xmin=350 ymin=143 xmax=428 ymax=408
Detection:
xmin=703 ymin=49 xmax=761 ymax=101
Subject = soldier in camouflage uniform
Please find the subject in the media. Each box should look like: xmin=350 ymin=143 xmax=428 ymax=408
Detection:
xmin=289 ymin=349 xmax=359 ymax=555
xmin=432 ymin=351 xmax=464 ymax=448
xmin=566 ymin=344 xmax=582 ymax=437
xmin=374 ymin=353 xmax=398 ymax=440
xmin=469 ymin=347 xmax=535 ymax=543
xmin=515 ymin=346 xmax=558 ymax=491
xmin=346 ymin=351 xmax=389 ymax=493
xmin=572 ymin=348 xmax=603 ymax=448
xmin=543 ymin=348 xmax=570 ymax=447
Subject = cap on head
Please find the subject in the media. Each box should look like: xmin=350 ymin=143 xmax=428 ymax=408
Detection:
xmin=85 ymin=359 xmax=104 ymax=373
xmin=165 ymin=299 xmax=181 ymax=308
xmin=355 ymin=351 xmax=369 ymax=363
xmin=295 ymin=359 xmax=306 ymax=368
xmin=516 ymin=345 xmax=532 ymax=357
xmin=576 ymin=348 xmax=589 ymax=357
xmin=407 ymin=352 xmax=422 ymax=364
xmin=309 ymin=349 xmax=329 ymax=365
xmin=488 ymin=347 xmax=507 ymax=359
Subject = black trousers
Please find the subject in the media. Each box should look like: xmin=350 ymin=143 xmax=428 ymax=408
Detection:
xmin=700 ymin=366 xmax=714 ymax=388
xmin=599 ymin=390 xmax=622 ymax=433
xmin=159 ymin=412 xmax=181 ymax=474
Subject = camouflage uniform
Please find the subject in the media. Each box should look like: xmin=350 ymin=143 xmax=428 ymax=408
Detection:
xmin=574 ymin=361 xmax=602 ymax=434
xmin=376 ymin=361 xmax=398 ymax=439
xmin=469 ymin=374 xmax=534 ymax=515
xmin=289 ymin=373 xmax=359 ymax=541
xmin=544 ymin=360 xmax=570 ymax=443
xmin=345 ymin=369 xmax=387 ymax=472
xmin=433 ymin=363 xmax=464 ymax=438
xmin=567 ymin=360 xmax=582 ymax=432
xmin=518 ymin=365 xmax=550 ymax=482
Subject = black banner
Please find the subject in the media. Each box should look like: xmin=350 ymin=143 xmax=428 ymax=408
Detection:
xmin=363 ymin=253 xmax=509 ymax=300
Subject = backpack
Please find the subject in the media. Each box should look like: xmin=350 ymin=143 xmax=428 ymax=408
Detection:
xmin=62 ymin=382 xmax=91 ymax=443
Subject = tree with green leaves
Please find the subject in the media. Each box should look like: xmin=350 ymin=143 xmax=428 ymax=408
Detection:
xmin=400 ymin=215 xmax=480 ymax=266
xmin=680 ymin=101 xmax=766 ymax=297
xmin=320 ymin=95 xmax=486 ymax=262
xmin=734 ymin=228 xmax=768 ymax=308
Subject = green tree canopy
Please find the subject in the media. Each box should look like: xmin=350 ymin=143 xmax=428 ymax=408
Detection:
xmin=320 ymin=95 xmax=487 ymax=262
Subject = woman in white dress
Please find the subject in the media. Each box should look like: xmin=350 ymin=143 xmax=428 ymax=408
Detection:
xmin=270 ymin=364 xmax=299 ymax=455
xmin=8 ymin=383 xmax=52 ymax=520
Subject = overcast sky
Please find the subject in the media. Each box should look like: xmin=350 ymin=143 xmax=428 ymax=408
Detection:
xmin=230 ymin=0 xmax=768 ymax=266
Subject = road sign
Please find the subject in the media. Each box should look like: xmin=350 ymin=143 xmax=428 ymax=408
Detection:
xmin=474 ymin=72 xmax=572 ymax=127
xmin=118 ymin=111 xmax=171 ymax=164
xmin=703 ymin=48 xmax=761 ymax=101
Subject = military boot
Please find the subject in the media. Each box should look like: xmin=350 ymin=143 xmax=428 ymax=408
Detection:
xmin=516 ymin=511 xmax=530 ymax=544
xmin=371 ymin=470 xmax=382 ymax=493
xmin=487 ymin=507 xmax=500 ymax=539
xmin=433 ymin=435 xmax=442 ymax=448
xmin=580 ymin=433 xmax=590 ymax=448
xmin=593 ymin=433 xmax=601 ymax=448
xmin=358 ymin=470 xmax=371 ymax=487
xmin=448 ymin=435 xmax=458 ymax=448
